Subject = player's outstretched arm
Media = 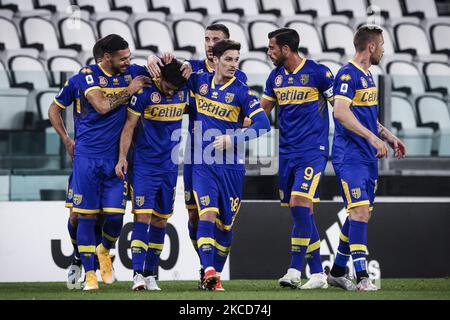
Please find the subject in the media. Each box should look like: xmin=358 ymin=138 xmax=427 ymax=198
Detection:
xmin=147 ymin=53 xmax=192 ymax=79
xmin=377 ymin=122 xmax=406 ymax=159
xmin=334 ymin=98 xmax=388 ymax=158
xmin=48 ymin=102 xmax=74 ymax=160
xmin=86 ymin=76 xmax=151 ymax=115
xmin=115 ymin=112 xmax=139 ymax=180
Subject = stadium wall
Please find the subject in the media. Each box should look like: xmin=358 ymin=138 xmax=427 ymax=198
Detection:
xmin=0 ymin=198 xmax=448 ymax=282
xmin=231 ymin=201 xmax=450 ymax=279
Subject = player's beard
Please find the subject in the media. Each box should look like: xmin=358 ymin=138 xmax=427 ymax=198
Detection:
xmin=271 ymin=54 xmax=286 ymax=67
xmin=370 ymin=54 xmax=382 ymax=65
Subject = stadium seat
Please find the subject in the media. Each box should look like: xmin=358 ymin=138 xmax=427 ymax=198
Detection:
xmin=210 ymin=20 xmax=250 ymax=54
xmin=322 ymin=22 xmax=355 ymax=60
xmin=186 ymin=0 xmax=240 ymax=23
xmin=387 ymin=60 xmax=428 ymax=96
xmin=239 ymin=57 xmax=272 ymax=90
xmin=393 ymin=22 xmax=448 ymax=62
xmin=369 ymin=64 xmax=383 ymax=87
xmin=296 ymin=0 xmax=349 ymax=24
xmin=415 ymin=95 xmax=450 ymax=156
xmin=318 ymin=59 xmax=342 ymax=78
xmin=9 ymin=55 xmax=51 ymax=90
xmin=20 ymin=17 xmax=79 ymax=58
xmin=47 ymin=56 xmax=82 ymax=86
xmin=97 ymin=18 xmax=153 ymax=57
xmin=77 ymin=0 xmax=129 ymax=21
xmin=0 ymin=16 xmax=40 ymax=59
xmin=172 ymin=19 xmax=205 ymax=58
xmin=35 ymin=0 xmax=72 ymax=13
xmin=58 ymin=17 xmax=97 ymax=55
xmin=403 ymin=0 xmax=450 ymax=25
xmin=332 ymin=0 xmax=369 ymax=20
xmin=260 ymin=0 xmax=313 ymax=24
xmin=368 ymin=0 xmax=421 ymax=24
xmin=222 ymin=0 xmax=278 ymax=23
xmin=135 ymin=19 xmax=191 ymax=59
xmin=36 ymin=89 xmax=60 ymax=154
xmin=112 ymin=0 xmax=166 ymax=22
xmin=150 ymin=0 xmax=203 ymax=22
xmin=429 ymin=23 xmax=450 ymax=55
xmin=391 ymin=94 xmax=433 ymax=156
xmin=1 ymin=0 xmax=52 ymax=17
xmin=423 ymin=61 xmax=450 ymax=96
xmin=248 ymin=20 xmax=279 ymax=52
xmin=286 ymin=21 xmax=340 ymax=61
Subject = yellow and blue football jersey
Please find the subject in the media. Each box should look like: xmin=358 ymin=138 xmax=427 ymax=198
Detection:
xmin=76 ymin=63 xmax=148 ymax=159
xmin=187 ymin=72 xmax=265 ymax=169
xmin=128 ymin=80 xmax=188 ymax=171
xmin=263 ymin=59 xmax=334 ymax=159
xmin=333 ymin=60 xmax=379 ymax=163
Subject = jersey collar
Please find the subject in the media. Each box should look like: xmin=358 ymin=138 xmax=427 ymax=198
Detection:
xmin=284 ymin=58 xmax=306 ymax=75
xmin=205 ymin=59 xmax=214 ymax=73
xmin=350 ymin=60 xmax=369 ymax=76
xmin=211 ymin=76 xmax=236 ymax=90
xmin=98 ymin=63 xmax=113 ymax=77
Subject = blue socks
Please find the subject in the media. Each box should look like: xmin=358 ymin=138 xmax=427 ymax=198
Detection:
xmin=144 ymin=224 xmax=166 ymax=276
xmin=289 ymin=206 xmax=312 ymax=271
xmin=77 ymin=217 xmax=97 ymax=272
xmin=197 ymin=220 xmax=216 ymax=270
xmin=330 ymin=216 xmax=351 ymax=277
xmin=349 ymin=219 xmax=369 ymax=282
xmin=131 ymin=221 xmax=149 ymax=274
xmin=67 ymin=219 xmax=79 ymax=259
xmin=306 ymin=214 xmax=323 ymax=274
xmin=214 ymin=227 xmax=233 ymax=273
xmin=101 ymin=214 xmax=123 ymax=250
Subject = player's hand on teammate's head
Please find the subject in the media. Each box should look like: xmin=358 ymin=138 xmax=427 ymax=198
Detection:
xmin=115 ymin=158 xmax=128 ymax=180
xmin=147 ymin=55 xmax=164 ymax=78
xmin=160 ymin=52 xmax=175 ymax=65
xmin=181 ymin=61 xmax=192 ymax=79
xmin=213 ymin=135 xmax=233 ymax=151
xmin=129 ymin=75 xmax=152 ymax=93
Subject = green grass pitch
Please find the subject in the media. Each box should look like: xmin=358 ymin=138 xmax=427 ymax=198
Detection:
xmin=0 ymin=279 xmax=449 ymax=300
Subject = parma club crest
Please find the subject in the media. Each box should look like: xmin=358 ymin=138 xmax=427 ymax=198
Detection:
xmin=73 ymin=194 xmax=83 ymax=205
xmin=199 ymin=84 xmax=209 ymax=95
xmin=200 ymin=195 xmax=210 ymax=206
xmin=125 ymin=74 xmax=132 ymax=84
xmin=151 ymin=92 xmax=161 ymax=103
xmin=275 ymin=75 xmax=283 ymax=87
xmin=178 ymin=91 xmax=185 ymax=101
xmin=300 ymin=74 xmax=309 ymax=85
xmin=225 ymin=93 xmax=235 ymax=103
xmin=99 ymin=76 xmax=108 ymax=87
xmin=361 ymin=77 xmax=368 ymax=88
xmin=136 ymin=196 xmax=145 ymax=207
xmin=351 ymin=188 xmax=361 ymax=199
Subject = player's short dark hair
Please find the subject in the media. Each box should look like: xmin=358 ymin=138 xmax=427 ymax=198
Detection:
xmin=212 ymin=39 xmax=241 ymax=58
xmin=98 ymin=34 xmax=129 ymax=55
xmin=268 ymin=28 xmax=299 ymax=52
xmin=160 ymin=59 xmax=186 ymax=87
xmin=92 ymin=40 xmax=104 ymax=61
xmin=206 ymin=24 xmax=230 ymax=39
xmin=353 ymin=25 xmax=383 ymax=52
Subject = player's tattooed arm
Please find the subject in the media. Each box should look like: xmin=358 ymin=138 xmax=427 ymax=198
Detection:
xmin=377 ymin=121 xmax=407 ymax=159
xmin=86 ymin=75 xmax=151 ymax=114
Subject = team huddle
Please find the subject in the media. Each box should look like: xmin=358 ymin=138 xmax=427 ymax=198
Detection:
xmin=49 ymin=23 xmax=406 ymax=292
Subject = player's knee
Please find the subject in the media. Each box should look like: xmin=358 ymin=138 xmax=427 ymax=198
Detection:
xmin=150 ymin=215 xmax=167 ymax=228
xmin=199 ymin=211 xmax=216 ymax=222
xmin=134 ymin=213 xmax=150 ymax=224
xmin=289 ymin=195 xmax=312 ymax=208
xmin=349 ymin=206 xmax=370 ymax=222
xmin=69 ymin=210 xmax=78 ymax=226
xmin=188 ymin=209 xmax=199 ymax=226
